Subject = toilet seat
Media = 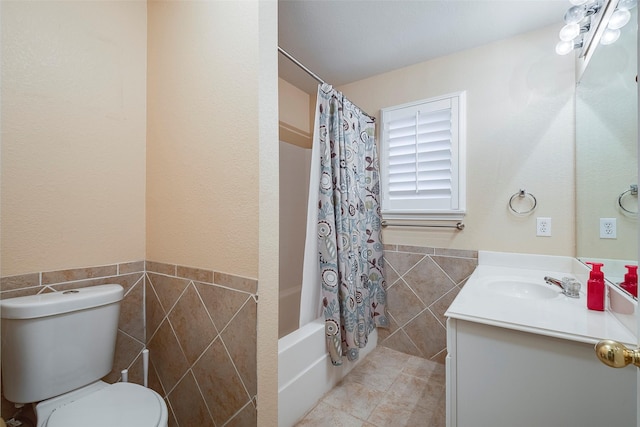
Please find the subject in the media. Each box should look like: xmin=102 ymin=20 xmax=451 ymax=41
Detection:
xmin=46 ymin=382 xmax=167 ymax=427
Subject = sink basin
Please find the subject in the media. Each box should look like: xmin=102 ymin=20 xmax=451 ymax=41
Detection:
xmin=484 ymin=278 xmax=560 ymax=300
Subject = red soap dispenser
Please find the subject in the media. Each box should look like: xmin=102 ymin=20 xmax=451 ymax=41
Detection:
xmin=621 ymin=265 xmax=638 ymax=298
xmin=586 ymin=262 xmax=605 ymax=311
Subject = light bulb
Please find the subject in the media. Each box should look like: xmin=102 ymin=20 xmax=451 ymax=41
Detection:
xmin=617 ymin=0 xmax=637 ymax=10
xmin=608 ymin=9 xmax=631 ymax=29
xmin=556 ymin=40 xmax=575 ymax=55
xmin=600 ymin=28 xmax=621 ymax=45
xmin=559 ymin=23 xmax=581 ymax=41
xmin=564 ymin=5 xmax=587 ymax=24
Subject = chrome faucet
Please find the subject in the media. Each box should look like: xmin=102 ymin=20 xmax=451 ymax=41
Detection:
xmin=544 ymin=276 xmax=581 ymax=298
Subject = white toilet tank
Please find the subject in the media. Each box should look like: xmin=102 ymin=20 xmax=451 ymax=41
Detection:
xmin=1 ymin=284 xmax=124 ymax=404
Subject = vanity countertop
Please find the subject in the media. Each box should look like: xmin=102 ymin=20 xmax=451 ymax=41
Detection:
xmin=445 ymin=251 xmax=637 ymax=346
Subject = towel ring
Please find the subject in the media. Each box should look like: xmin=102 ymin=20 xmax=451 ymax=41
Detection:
xmin=508 ymin=189 xmax=537 ymax=215
xmin=618 ymin=184 xmax=638 ymax=216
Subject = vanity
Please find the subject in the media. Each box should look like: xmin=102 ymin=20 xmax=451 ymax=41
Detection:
xmin=445 ymin=251 xmax=637 ymax=427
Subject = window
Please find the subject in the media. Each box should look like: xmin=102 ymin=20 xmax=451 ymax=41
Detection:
xmin=379 ymin=91 xmax=466 ymax=221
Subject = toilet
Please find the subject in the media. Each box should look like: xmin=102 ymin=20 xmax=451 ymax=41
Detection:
xmin=1 ymin=284 xmax=168 ymax=427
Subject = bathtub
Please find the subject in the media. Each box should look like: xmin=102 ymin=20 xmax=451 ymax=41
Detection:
xmin=277 ymin=318 xmax=377 ymax=427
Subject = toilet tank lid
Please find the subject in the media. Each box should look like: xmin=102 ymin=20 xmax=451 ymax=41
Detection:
xmin=0 ymin=284 xmax=124 ymax=320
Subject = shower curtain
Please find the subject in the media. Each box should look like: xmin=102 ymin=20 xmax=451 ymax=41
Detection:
xmin=301 ymin=83 xmax=388 ymax=366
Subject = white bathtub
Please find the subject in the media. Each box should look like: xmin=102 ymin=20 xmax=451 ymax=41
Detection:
xmin=277 ymin=318 xmax=377 ymax=427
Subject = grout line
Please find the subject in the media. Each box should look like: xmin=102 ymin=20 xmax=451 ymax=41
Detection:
xmin=147 ymin=269 xmax=256 ymax=297
xmin=118 ymin=328 xmax=145 ymax=347
xmin=144 ymin=274 xmax=166 ymax=342
xmin=428 ymin=306 xmax=447 ymax=330
xmin=299 ymin=345 xmax=446 ymax=426
xmin=394 ymin=254 xmax=428 ymax=279
xmin=184 ymin=369 xmax=216 ymax=426
xmin=192 ymin=281 xmax=221 ymax=335
xmin=193 ymin=372 xmax=217 ymax=426
xmin=163 ymin=390 xmax=179 ymax=427
xmin=217 ymin=298 xmax=255 ymax=401
xmin=384 ymin=262 xmax=402 ymax=288
xmin=123 ymin=274 xmax=144 ymax=298
xmin=221 ymin=400 xmax=256 ymax=427
xmin=164 ymin=282 xmax=195 ymax=356
xmin=427 ymin=254 xmax=458 ymax=289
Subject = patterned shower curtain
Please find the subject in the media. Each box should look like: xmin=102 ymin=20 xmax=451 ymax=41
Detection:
xmin=314 ymin=83 xmax=389 ymax=366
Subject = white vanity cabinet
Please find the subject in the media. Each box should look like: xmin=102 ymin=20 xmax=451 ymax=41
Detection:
xmin=445 ymin=251 xmax=638 ymax=427
xmin=446 ymin=318 xmax=635 ymax=427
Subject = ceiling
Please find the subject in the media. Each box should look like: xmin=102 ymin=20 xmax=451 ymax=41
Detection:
xmin=278 ymin=0 xmax=569 ymax=94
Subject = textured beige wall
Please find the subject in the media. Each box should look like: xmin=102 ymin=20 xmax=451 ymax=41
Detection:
xmin=147 ymin=2 xmax=278 ymax=423
xmin=2 ymin=1 xmax=278 ymax=423
xmin=279 ymin=78 xmax=312 ymax=147
xmin=339 ymin=25 xmax=576 ymax=256
xmin=1 ymin=1 xmax=147 ymax=277
xmin=257 ymin=2 xmax=280 ymax=423
xmin=146 ymin=0 xmax=260 ymax=278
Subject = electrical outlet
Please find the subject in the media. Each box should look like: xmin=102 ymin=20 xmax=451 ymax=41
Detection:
xmin=536 ymin=217 xmax=551 ymax=237
xmin=600 ymin=218 xmax=617 ymax=239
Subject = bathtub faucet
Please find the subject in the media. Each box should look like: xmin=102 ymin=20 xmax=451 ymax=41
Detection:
xmin=544 ymin=276 xmax=581 ymax=298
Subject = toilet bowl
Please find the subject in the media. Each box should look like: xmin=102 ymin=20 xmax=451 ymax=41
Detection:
xmin=35 ymin=381 xmax=168 ymax=427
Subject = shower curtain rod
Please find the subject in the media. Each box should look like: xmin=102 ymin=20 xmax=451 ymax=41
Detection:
xmin=278 ymin=46 xmax=326 ymax=85
xmin=278 ymin=46 xmax=376 ymax=122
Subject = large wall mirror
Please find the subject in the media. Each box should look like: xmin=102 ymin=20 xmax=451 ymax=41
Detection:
xmin=576 ymin=7 xmax=638 ymax=294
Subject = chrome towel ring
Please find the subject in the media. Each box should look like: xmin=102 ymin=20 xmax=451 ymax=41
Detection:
xmin=618 ymin=184 xmax=638 ymax=216
xmin=508 ymin=189 xmax=537 ymax=215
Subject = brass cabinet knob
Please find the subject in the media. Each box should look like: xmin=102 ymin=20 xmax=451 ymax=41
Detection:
xmin=595 ymin=339 xmax=640 ymax=368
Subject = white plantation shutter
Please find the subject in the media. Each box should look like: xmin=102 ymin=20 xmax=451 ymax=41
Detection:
xmin=380 ymin=92 xmax=466 ymax=220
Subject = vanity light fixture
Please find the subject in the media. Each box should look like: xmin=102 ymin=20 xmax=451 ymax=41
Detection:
xmin=556 ymin=0 xmax=636 ymax=55
xmin=556 ymin=0 xmax=602 ymax=55
xmin=559 ymin=23 xmax=580 ymax=40
xmin=559 ymin=22 xmax=590 ymax=41
xmin=564 ymin=3 xmax=600 ymax=23
xmin=608 ymin=8 xmax=631 ymax=28
xmin=618 ymin=0 xmax=638 ymax=9
xmin=556 ymin=39 xmax=585 ymax=55
xmin=599 ymin=0 xmax=636 ymax=46
xmin=600 ymin=27 xmax=621 ymax=44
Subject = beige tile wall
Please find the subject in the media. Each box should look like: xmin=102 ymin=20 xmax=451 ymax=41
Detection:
xmin=0 ymin=261 xmax=258 ymax=427
xmin=380 ymin=245 xmax=478 ymax=363
xmin=145 ymin=261 xmax=257 ymax=427
xmin=0 ymin=246 xmax=470 ymax=423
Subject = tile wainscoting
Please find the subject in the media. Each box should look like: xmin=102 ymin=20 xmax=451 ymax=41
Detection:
xmin=0 ymin=245 xmax=474 ymax=424
xmin=381 ymin=245 xmax=478 ymax=363
xmin=145 ymin=261 xmax=257 ymax=427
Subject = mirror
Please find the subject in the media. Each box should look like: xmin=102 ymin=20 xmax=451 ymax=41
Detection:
xmin=575 ymin=8 xmax=638 ymax=293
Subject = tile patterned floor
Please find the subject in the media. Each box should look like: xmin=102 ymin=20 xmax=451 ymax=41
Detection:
xmin=295 ymin=346 xmax=446 ymax=427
